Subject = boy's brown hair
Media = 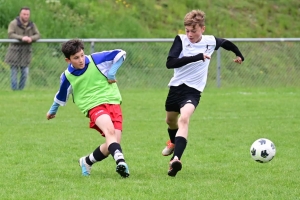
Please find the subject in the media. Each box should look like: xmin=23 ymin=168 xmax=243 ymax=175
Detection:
xmin=184 ymin=10 xmax=205 ymax=28
xmin=61 ymin=39 xmax=84 ymax=59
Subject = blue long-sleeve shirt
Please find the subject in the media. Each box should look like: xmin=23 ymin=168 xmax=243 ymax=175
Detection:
xmin=48 ymin=49 xmax=126 ymax=114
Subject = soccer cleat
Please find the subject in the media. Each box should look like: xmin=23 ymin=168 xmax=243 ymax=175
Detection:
xmin=116 ymin=162 xmax=130 ymax=178
xmin=78 ymin=157 xmax=91 ymax=176
xmin=168 ymin=157 xmax=182 ymax=177
xmin=162 ymin=140 xmax=175 ymax=156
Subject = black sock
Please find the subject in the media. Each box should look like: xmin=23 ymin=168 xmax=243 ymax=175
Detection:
xmin=168 ymin=128 xmax=178 ymax=144
xmin=85 ymin=146 xmax=108 ymax=166
xmin=108 ymin=142 xmax=125 ymax=164
xmin=171 ymin=136 xmax=187 ymax=160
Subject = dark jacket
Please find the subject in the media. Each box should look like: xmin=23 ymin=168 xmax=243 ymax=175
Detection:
xmin=5 ymin=17 xmax=40 ymax=67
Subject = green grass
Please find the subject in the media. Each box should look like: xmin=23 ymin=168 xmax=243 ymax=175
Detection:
xmin=0 ymin=87 xmax=300 ymax=199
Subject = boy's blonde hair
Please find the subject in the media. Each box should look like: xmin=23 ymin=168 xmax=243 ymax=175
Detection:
xmin=184 ymin=10 xmax=205 ymax=27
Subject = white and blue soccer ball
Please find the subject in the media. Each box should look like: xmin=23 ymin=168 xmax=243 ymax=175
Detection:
xmin=250 ymin=138 xmax=276 ymax=163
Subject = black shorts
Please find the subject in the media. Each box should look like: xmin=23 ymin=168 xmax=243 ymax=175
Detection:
xmin=165 ymin=84 xmax=201 ymax=113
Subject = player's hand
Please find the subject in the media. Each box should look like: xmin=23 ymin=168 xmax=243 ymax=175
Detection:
xmin=46 ymin=113 xmax=56 ymax=120
xmin=108 ymin=79 xmax=117 ymax=84
xmin=203 ymin=54 xmax=211 ymax=60
xmin=233 ymin=56 xmax=243 ymax=64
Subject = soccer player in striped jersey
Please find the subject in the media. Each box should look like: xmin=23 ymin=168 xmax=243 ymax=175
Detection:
xmin=46 ymin=39 xmax=129 ymax=178
xmin=162 ymin=10 xmax=244 ymax=177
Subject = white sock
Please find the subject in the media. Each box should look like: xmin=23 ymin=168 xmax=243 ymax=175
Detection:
xmin=113 ymin=150 xmax=125 ymax=162
xmin=89 ymin=153 xmax=97 ymax=163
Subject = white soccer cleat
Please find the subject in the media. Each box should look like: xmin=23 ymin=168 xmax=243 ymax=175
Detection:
xmin=162 ymin=140 xmax=175 ymax=156
xmin=79 ymin=156 xmax=92 ymax=176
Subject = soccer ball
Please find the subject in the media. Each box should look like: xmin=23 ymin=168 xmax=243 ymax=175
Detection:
xmin=250 ymin=138 xmax=276 ymax=163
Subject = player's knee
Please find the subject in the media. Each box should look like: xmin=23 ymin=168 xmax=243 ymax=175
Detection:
xmin=103 ymin=127 xmax=115 ymax=137
xmin=178 ymin=116 xmax=190 ymax=126
xmin=166 ymin=118 xmax=177 ymax=127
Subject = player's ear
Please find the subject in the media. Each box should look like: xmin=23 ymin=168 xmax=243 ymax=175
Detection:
xmin=65 ymin=58 xmax=71 ymax=63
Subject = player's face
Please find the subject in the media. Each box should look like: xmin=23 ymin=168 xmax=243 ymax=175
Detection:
xmin=185 ymin=24 xmax=205 ymax=43
xmin=65 ymin=49 xmax=85 ymax=69
xmin=19 ymin=9 xmax=30 ymax=23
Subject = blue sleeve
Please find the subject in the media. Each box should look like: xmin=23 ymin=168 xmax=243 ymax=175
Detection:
xmin=107 ymin=57 xmax=124 ymax=80
xmin=91 ymin=51 xmax=120 ymax=65
xmin=55 ymin=73 xmax=72 ymax=105
xmin=48 ymin=102 xmax=60 ymax=114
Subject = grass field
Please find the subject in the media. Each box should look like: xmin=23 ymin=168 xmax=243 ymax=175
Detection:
xmin=0 ymin=87 xmax=300 ymax=200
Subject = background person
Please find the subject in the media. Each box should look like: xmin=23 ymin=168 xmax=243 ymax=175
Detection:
xmin=5 ymin=7 xmax=40 ymax=90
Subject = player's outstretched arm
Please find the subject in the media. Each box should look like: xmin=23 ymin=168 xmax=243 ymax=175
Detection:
xmin=46 ymin=102 xmax=60 ymax=120
xmin=215 ymin=37 xmax=244 ymax=64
